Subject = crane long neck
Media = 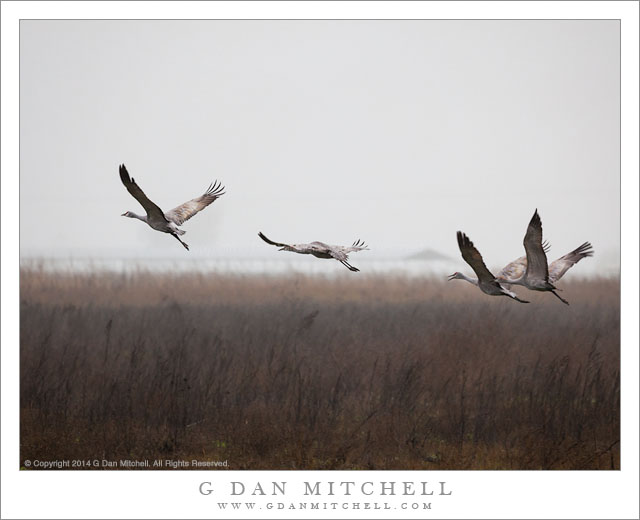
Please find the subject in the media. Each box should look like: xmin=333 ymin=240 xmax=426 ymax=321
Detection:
xmin=463 ymin=274 xmax=478 ymax=286
xmin=130 ymin=212 xmax=147 ymax=223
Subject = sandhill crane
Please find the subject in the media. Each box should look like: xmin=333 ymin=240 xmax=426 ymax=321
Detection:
xmin=506 ymin=209 xmax=570 ymax=305
xmin=258 ymin=231 xmax=369 ymax=272
xmin=496 ymin=242 xmax=593 ymax=287
xmin=450 ymin=231 xmax=529 ymax=303
xmin=449 ymin=241 xmax=593 ymax=288
xmin=119 ymin=164 xmax=224 ymax=250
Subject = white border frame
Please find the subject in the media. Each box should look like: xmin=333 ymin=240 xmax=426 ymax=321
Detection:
xmin=2 ymin=2 xmax=638 ymax=519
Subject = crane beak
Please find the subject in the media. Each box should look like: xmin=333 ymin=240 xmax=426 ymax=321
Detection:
xmin=447 ymin=273 xmax=456 ymax=281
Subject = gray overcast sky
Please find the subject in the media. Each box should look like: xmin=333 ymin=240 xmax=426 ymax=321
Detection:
xmin=20 ymin=20 xmax=619 ymax=272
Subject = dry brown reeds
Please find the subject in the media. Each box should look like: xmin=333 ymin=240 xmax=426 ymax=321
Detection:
xmin=20 ymin=268 xmax=619 ymax=469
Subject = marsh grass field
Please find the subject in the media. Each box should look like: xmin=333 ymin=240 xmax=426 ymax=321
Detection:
xmin=20 ymin=268 xmax=620 ymax=470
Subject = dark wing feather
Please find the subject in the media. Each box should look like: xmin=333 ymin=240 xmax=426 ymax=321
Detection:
xmin=164 ymin=180 xmax=225 ymax=226
xmin=258 ymin=232 xmax=290 ymax=248
xmin=119 ymin=164 xmax=167 ymax=222
xmin=456 ymin=231 xmax=496 ymax=283
xmin=343 ymin=239 xmax=369 ymax=253
xmin=523 ymin=209 xmax=550 ymax=282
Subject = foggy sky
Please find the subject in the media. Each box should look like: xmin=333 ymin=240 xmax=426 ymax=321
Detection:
xmin=19 ymin=20 xmax=620 ymax=272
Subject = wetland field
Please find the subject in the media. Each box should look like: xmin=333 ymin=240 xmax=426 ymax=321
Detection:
xmin=20 ymin=269 xmax=620 ymax=470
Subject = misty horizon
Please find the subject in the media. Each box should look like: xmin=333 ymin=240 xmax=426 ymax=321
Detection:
xmin=20 ymin=20 xmax=619 ymax=278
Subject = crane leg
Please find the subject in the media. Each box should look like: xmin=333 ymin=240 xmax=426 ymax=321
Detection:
xmin=340 ymin=260 xmax=359 ymax=272
xmin=172 ymin=233 xmax=189 ymax=251
xmin=550 ymin=290 xmax=569 ymax=305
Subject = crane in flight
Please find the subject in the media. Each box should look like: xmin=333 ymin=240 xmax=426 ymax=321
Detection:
xmin=258 ymin=232 xmax=369 ymax=272
xmin=119 ymin=164 xmax=225 ymax=251
xmin=496 ymin=241 xmax=593 ymax=288
xmin=450 ymin=231 xmax=529 ymax=303
xmin=449 ymin=241 xmax=593 ymax=288
xmin=504 ymin=209 xmax=571 ymax=304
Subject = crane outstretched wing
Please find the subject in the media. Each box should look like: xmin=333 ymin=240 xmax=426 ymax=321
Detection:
xmin=119 ymin=164 xmax=167 ymax=222
xmin=548 ymin=242 xmax=594 ymax=283
xmin=497 ymin=256 xmax=527 ymax=282
xmin=258 ymin=232 xmax=290 ymax=248
xmin=165 ymin=180 xmax=225 ymax=226
xmin=456 ymin=232 xmax=496 ymax=283
xmin=498 ymin=242 xmax=549 ymax=283
xmin=523 ymin=209 xmax=550 ymax=282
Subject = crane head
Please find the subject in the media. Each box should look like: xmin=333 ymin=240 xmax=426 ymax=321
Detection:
xmin=447 ymin=272 xmax=464 ymax=281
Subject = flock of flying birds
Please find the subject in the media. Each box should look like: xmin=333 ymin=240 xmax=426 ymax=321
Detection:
xmin=119 ymin=164 xmax=593 ymax=305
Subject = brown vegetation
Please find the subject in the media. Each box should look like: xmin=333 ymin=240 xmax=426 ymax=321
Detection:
xmin=20 ymin=268 xmax=620 ymax=469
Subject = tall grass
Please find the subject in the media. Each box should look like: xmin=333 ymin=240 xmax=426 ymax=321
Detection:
xmin=20 ymin=269 xmax=619 ymax=469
